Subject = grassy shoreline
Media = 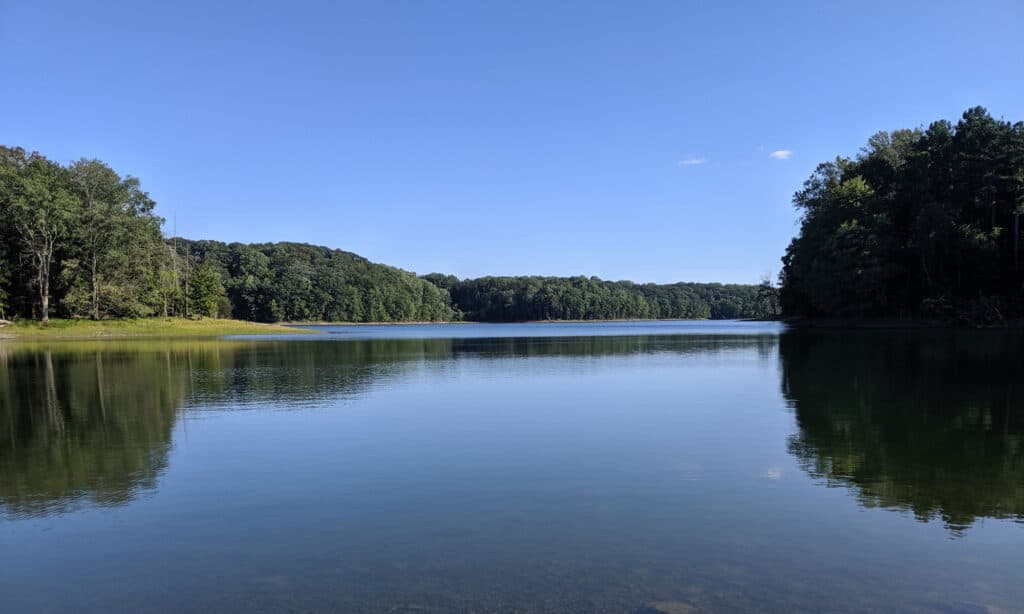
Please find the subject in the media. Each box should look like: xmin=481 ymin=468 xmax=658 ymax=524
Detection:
xmin=288 ymin=318 xmax=778 ymax=325
xmin=0 ymin=317 xmax=776 ymax=340
xmin=0 ymin=318 xmax=315 ymax=340
xmin=14 ymin=317 xmax=993 ymax=339
xmin=285 ymin=320 xmax=475 ymax=326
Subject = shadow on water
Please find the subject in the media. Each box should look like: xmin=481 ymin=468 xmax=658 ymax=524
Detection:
xmin=779 ymin=329 xmax=1024 ymax=533
xmin=0 ymin=334 xmax=776 ymax=520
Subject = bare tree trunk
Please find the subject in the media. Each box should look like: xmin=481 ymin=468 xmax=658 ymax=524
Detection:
xmin=33 ymin=234 xmax=55 ymax=323
xmin=38 ymin=256 xmax=50 ymax=324
xmin=184 ymin=254 xmax=190 ymax=319
xmin=163 ymin=243 xmax=172 ymax=317
xmin=91 ymin=255 xmax=100 ymax=320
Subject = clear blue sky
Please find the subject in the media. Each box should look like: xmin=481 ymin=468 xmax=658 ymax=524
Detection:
xmin=3 ymin=1 xmax=1022 ymax=283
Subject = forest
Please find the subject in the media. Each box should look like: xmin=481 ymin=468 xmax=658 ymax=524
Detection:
xmin=6 ymin=108 xmax=1023 ymax=325
xmin=0 ymin=146 xmax=455 ymax=323
xmin=424 ymin=274 xmax=775 ymax=321
xmin=781 ymin=106 xmax=1024 ymax=323
xmin=0 ymin=145 xmax=775 ymax=323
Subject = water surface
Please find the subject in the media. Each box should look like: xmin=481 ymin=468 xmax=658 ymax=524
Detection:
xmin=1 ymin=321 xmax=1022 ymax=612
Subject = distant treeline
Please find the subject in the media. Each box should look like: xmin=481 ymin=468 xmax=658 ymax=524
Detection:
xmin=0 ymin=144 xmax=777 ymax=323
xmin=781 ymin=107 xmax=1024 ymax=323
xmin=423 ymin=274 xmax=777 ymax=321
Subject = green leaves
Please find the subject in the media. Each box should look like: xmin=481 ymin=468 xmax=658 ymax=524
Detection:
xmin=781 ymin=107 xmax=1024 ymax=322
xmin=189 ymin=262 xmax=226 ymax=319
xmin=424 ymin=275 xmax=771 ymax=322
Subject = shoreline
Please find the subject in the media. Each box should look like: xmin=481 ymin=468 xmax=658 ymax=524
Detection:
xmin=9 ymin=316 xmax=1012 ymax=340
xmin=289 ymin=317 xmax=779 ymax=326
xmin=0 ymin=317 xmax=777 ymax=341
xmin=0 ymin=318 xmax=318 ymax=340
xmin=284 ymin=320 xmax=476 ymax=326
xmin=783 ymin=317 xmax=1024 ymax=329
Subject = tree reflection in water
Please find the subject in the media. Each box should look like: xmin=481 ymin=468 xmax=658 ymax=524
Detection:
xmin=780 ymin=330 xmax=1024 ymax=533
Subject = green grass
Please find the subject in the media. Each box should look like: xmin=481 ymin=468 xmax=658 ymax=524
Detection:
xmin=0 ymin=318 xmax=315 ymax=339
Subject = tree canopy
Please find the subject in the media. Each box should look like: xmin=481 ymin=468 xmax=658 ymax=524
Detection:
xmin=424 ymin=274 xmax=777 ymax=321
xmin=780 ymin=107 xmax=1024 ymax=323
xmin=1 ymin=145 xmax=774 ymax=323
xmin=177 ymin=239 xmax=456 ymax=323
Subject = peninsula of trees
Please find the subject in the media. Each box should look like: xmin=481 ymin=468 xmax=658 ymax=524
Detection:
xmin=0 ymin=145 xmax=776 ymax=324
xmin=781 ymin=107 xmax=1024 ymax=324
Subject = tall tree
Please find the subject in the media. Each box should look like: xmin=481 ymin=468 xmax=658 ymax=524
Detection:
xmin=68 ymin=159 xmax=125 ymax=319
xmin=781 ymin=107 xmax=1024 ymax=323
xmin=0 ymin=150 xmax=78 ymax=322
xmin=189 ymin=262 xmax=226 ymax=319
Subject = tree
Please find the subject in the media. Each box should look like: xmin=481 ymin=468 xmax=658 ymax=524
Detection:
xmin=757 ymin=274 xmax=780 ymax=318
xmin=189 ymin=262 xmax=227 ymax=319
xmin=0 ymin=150 xmax=78 ymax=322
xmin=68 ymin=159 xmax=125 ymax=319
xmin=781 ymin=107 xmax=1024 ymax=323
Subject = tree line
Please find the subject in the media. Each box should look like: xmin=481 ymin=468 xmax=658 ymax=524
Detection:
xmin=179 ymin=238 xmax=456 ymax=323
xmin=780 ymin=107 xmax=1024 ymax=323
xmin=0 ymin=144 xmax=776 ymax=323
xmin=423 ymin=274 xmax=779 ymax=321
xmin=0 ymin=146 xmax=456 ymax=323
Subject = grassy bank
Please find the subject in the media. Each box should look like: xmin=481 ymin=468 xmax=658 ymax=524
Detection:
xmin=285 ymin=320 xmax=471 ymax=326
xmin=0 ymin=318 xmax=314 ymax=339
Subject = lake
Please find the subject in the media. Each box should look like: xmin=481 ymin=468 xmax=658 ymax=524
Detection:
xmin=1 ymin=321 xmax=1022 ymax=613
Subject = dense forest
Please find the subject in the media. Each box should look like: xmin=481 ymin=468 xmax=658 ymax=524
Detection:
xmin=174 ymin=239 xmax=457 ymax=323
xmin=0 ymin=145 xmax=775 ymax=323
xmin=781 ymin=107 xmax=1024 ymax=323
xmin=424 ymin=274 xmax=776 ymax=321
xmin=0 ymin=146 xmax=455 ymax=323
xmin=6 ymin=107 xmax=1024 ymax=325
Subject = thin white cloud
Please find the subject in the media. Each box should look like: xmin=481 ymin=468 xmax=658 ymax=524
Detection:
xmin=678 ymin=157 xmax=705 ymax=166
xmin=768 ymin=149 xmax=793 ymax=160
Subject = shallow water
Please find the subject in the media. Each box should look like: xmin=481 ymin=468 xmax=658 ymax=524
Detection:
xmin=1 ymin=321 xmax=1022 ymax=612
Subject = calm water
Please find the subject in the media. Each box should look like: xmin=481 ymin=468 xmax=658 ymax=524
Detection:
xmin=1 ymin=321 xmax=1022 ymax=613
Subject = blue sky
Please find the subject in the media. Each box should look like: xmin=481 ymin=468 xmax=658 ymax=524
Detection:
xmin=3 ymin=1 xmax=1022 ymax=283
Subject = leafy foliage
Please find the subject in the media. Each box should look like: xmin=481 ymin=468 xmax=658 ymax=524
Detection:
xmin=0 ymin=144 xmax=772 ymax=324
xmin=781 ymin=107 xmax=1024 ymax=322
xmin=0 ymin=147 xmax=165 ymax=321
xmin=178 ymin=239 xmax=456 ymax=323
xmin=425 ymin=275 xmax=777 ymax=321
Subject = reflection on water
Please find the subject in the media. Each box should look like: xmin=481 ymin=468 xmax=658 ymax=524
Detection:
xmin=0 ymin=347 xmax=180 ymax=517
xmin=1 ymin=327 xmax=1022 ymax=612
xmin=0 ymin=335 xmax=777 ymax=520
xmin=780 ymin=331 xmax=1024 ymax=533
